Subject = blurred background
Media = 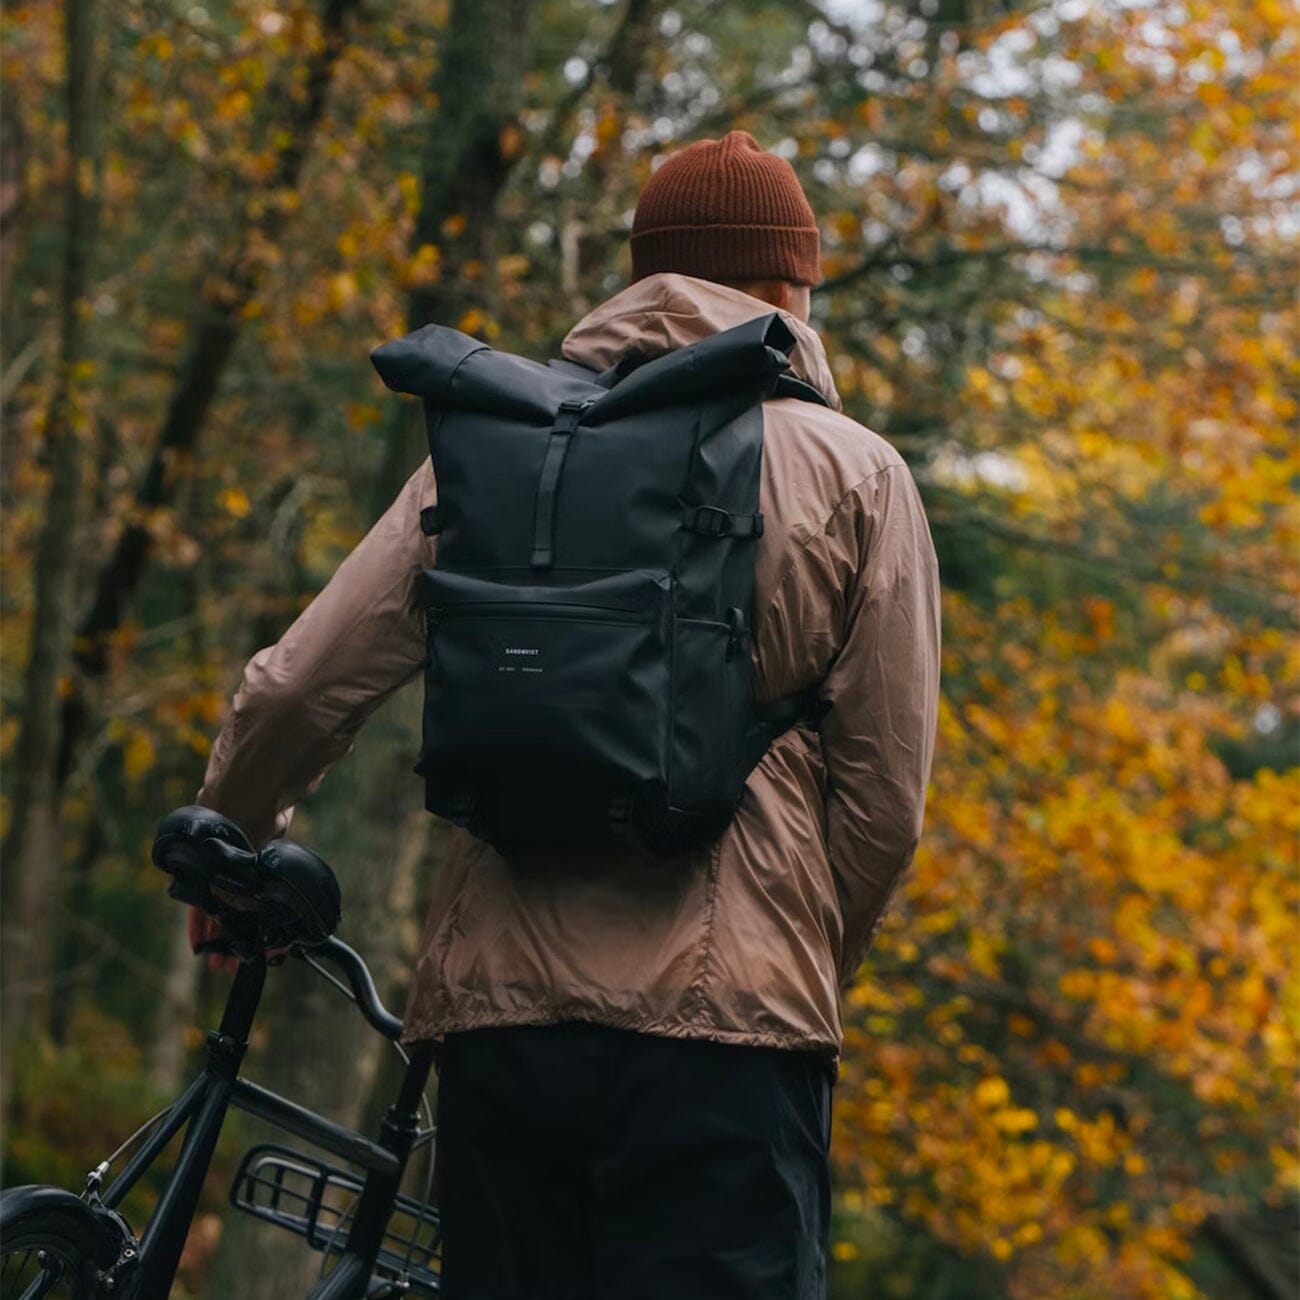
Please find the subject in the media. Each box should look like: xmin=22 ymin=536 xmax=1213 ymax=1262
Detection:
xmin=0 ymin=0 xmax=1296 ymax=1296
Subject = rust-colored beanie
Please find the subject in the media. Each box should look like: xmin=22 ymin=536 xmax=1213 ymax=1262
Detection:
xmin=631 ymin=131 xmax=821 ymax=287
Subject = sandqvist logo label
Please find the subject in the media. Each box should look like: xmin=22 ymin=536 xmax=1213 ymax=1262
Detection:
xmin=496 ymin=642 xmax=544 ymax=674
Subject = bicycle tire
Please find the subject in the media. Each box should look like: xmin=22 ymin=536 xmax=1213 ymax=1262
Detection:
xmin=0 ymin=1195 xmax=114 ymax=1300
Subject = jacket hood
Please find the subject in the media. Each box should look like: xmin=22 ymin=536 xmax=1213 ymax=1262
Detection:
xmin=562 ymin=273 xmax=842 ymax=412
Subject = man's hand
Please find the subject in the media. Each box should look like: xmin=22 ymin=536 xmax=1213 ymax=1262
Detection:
xmin=188 ymin=904 xmax=289 ymax=970
xmin=188 ymin=906 xmax=239 ymax=973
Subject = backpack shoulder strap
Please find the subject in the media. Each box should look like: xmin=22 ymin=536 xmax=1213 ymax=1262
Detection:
xmin=546 ymin=357 xmax=602 ymax=382
xmin=772 ymin=372 xmax=831 ymax=407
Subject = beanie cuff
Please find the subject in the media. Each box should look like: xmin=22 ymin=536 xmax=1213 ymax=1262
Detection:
xmin=631 ymin=223 xmax=822 ymax=287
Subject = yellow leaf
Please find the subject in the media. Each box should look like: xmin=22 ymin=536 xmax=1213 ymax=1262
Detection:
xmin=403 ymin=244 xmax=440 ymax=288
xmin=993 ymin=1107 xmax=1039 ymax=1134
xmin=327 ymin=272 xmax=357 ymax=311
xmin=124 ymin=732 xmax=155 ymax=781
xmin=218 ymin=487 xmax=251 ymax=519
xmin=397 ymin=172 xmax=420 ymax=214
xmin=1087 ymin=936 xmax=1117 ymax=964
xmin=974 ymin=1076 xmax=1010 ymax=1109
xmin=345 ymin=401 xmax=382 ymax=431
xmin=499 ymin=121 xmax=523 ymax=159
xmin=216 ymin=89 xmax=252 ymax=123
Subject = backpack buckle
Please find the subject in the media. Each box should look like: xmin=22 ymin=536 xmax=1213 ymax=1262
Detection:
xmin=691 ymin=506 xmax=733 ymax=538
xmin=555 ymin=396 xmax=595 ymax=430
xmin=684 ymin=505 xmax=764 ymax=539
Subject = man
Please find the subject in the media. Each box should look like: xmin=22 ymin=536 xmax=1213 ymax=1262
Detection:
xmin=197 ymin=131 xmax=941 ymax=1298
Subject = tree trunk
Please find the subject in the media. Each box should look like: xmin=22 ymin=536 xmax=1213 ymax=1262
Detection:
xmin=143 ymin=557 xmax=217 ymax=1090
xmin=143 ymin=909 xmax=204 ymax=1096
xmin=0 ymin=0 xmax=99 ymax=1120
xmin=22 ymin=0 xmax=358 ymax=1094
xmin=0 ymin=80 xmax=28 ymax=322
xmin=55 ymin=0 xmax=361 ymax=797
xmin=371 ymin=0 xmax=539 ymax=515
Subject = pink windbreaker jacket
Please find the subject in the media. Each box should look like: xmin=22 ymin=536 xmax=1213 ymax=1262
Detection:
xmin=198 ymin=273 xmax=942 ymax=1056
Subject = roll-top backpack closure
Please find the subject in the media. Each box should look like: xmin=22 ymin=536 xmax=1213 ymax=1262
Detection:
xmin=369 ymin=325 xmax=487 ymax=400
xmin=583 ymin=311 xmax=796 ymax=423
xmin=370 ymin=311 xmax=797 ymax=427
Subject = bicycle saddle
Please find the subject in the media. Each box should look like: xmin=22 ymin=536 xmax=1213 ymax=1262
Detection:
xmin=153 ymin=806 xmax=342 ymax=952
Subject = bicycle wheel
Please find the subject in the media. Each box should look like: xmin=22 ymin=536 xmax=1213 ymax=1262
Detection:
xmin=0 ymin=1201 xmax=109 ymax=1300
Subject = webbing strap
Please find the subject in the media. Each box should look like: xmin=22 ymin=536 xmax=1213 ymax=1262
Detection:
xmin=530 ymin=398 xmax=593 ymax=569
xmin=744 ymin=687 xmax=831 ymax=773
xmin=682 ymin=504 xmax=765 ymax=539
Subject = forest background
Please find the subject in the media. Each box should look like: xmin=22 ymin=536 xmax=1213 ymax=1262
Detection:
xmin=0 ymin=0 xmax=1296 ymax=1296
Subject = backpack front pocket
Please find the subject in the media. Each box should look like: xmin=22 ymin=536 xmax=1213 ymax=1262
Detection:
xmin=416 ymin=569 xmax=673 ymax=843
xmin=669 ymin=617 xmax=748 ymax=808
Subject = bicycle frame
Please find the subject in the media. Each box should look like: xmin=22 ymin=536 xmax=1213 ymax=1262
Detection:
xmin=90 ymin=954 xmax=436 ymax=1299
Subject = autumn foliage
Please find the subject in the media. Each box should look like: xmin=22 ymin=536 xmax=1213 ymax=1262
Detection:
xmin=1 ymin=1 xmax=1295 ymax=1297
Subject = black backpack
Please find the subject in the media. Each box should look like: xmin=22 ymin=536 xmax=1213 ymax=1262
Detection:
xmin=370 ymin=312 xmax=826 ymax=856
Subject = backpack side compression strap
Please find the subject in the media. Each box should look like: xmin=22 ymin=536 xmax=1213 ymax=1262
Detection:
xmin=744 ymin=688 xmax=832 ymax=774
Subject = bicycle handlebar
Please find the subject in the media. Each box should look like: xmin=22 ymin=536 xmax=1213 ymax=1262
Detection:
xmin=297 ymin=937 xmax=404 ymax=1042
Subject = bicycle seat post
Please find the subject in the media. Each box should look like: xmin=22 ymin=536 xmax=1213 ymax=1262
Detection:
xmin=216 ymin=952 xmax=270 ymax=1045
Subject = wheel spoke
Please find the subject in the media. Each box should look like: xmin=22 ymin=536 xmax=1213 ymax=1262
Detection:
xmin=3 ymin=1197 xmax=116 ymax=1300
xmin=20 ymin=1269 xmax=62 ymax=1300
xmin=2 ymin=1243 xmax=79 ymax=1300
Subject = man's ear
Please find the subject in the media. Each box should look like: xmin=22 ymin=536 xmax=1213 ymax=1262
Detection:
xmin=718 ymin=277 xmax=794 ymax=313
xmin=758 ymin=279 xmax=793 ymax=311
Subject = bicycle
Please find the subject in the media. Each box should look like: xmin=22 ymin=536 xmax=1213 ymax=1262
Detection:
xmin=0 ymin=806 xmax=442 ymax=1299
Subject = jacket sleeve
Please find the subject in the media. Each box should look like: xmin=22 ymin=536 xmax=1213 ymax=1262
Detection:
xmin=819 ymin=463 xmax=941 ymax=984
xmin=196 ymin=461 xmax=437 ymax=846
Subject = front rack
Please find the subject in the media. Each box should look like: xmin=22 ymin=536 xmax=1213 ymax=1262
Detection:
xmin=230 ymin=1143 xmax=441 ymax=1295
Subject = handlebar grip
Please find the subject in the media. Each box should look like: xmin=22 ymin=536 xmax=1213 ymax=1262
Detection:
xmin=302 ymin=937 xmax=403 ymax=1041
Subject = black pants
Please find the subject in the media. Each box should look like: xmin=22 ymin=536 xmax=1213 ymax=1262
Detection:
xmin=435 ymin=1022 xmax=832 ymax=1300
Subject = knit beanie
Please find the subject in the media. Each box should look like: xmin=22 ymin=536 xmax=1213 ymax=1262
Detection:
xmin=630 ymin=131 xmax=821 ymax=287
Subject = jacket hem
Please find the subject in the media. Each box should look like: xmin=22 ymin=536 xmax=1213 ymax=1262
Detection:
xmin=399 ymin=1004 xmax=840 ymax=1061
